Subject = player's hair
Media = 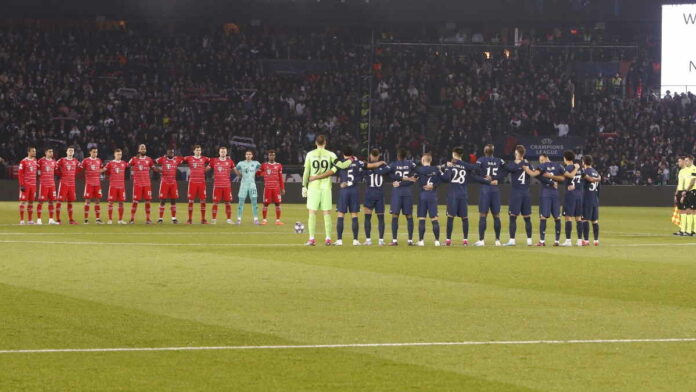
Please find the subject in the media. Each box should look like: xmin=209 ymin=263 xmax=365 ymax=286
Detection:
xmin=267 ymin=149 xmax=276 ymax=155
xmin=687 ymin=155 xmax=695 ymax=161
xmin=66 ymin=145 xmax=75 ymax=150
xmin=218 ymin=146 xmax=227 ymax=150
xmin=422 ymin=153 xmax=432 ymax=162
xmin=245 ymin=149 xmax=254 ymax=155
xmin=370 ymin=148 xmax=380 ymax=157
xmin=114 ymin=148 xmax=122 ymax=153
xmin=193 ymin=144 xmax=202 ymax=150
xmin=315 ymin=135 xmax=327 ymax=146
xmin=396 ymin=147 xmax=408 ymax=160
xmin=515 ymin=145 xmax=526 ymax=157
xmin=342 ymin=145 xmax=353 ymax=156
xmin=539 ymin=153 xmax=549 ymax=159
xmin=483 ymin=144 xmax=494 ymax=157
xmin=583 ymin=155 xmax=593 ymax=166
xmin=89 ymin=147 xmax=98 ymax=152
xmin=138 ymin=144 xmax=146 ymax=149
xmin=44 ymin=147 xmax=53 ymax=153
xmin=452 ymin=146 xmax=464 ymax=157
xmin=27 ymin=146 xmax=36 ymax=152
xmin=563 ymin=150 xmax=575 ymax=162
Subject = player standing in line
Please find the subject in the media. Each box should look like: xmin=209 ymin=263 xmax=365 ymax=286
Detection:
xmin=362 ymin=149 xmax=390 ymax=246
xmin=55 ymin=146 xmax=79 ymax=224
xmin=208 ymin=146 xmax=235 ymax=224
xmin=501 ymin=145 xmax=534 ymax=246
xmin=580 ymin=155 xmax=602 ymax=246
xmin=302 ymin=135 xmax=352 ymax=246
xmin=413 ymin=153 xmax=447 ymax=246
xmin=81 ymin=147 xmax=104 ymax=224
xmin=385 ymin=148 xmax=417 ymax=246
xmin=36 ymin=148 xmax=58 ymax=225
xmin=673 ymin=156 xmax=688 ymax=236
xmin=234 ymin=150 xmax=261 ymax=225
xmin=475 ymin=144 xmax=504 ymax=246
xmin=104 ymin=148 xmax=128 ymax=224
xmin=18 ymin=147 xmax=38 ymax=224
xmin=128 ymin=144 xmax=156 ymax=224
xmin=259 ymin=150 xmax=285 ymax=225
xmin=560 ymin=151 xmax=583 ymax=246
xmin=524 ymin=153 xmax=565 ymax=246
xmin=442 ymin=146 xmax=489 ymax=246
xmin=183 ymin=145 xmax=209 ymax=224
xmin=156 ymin=149 xmax=183 ymax=224
xmin=680 ymin=155 xmax=696 ymax=236
xmin=332 ymin=147 xmax=364 ymax=246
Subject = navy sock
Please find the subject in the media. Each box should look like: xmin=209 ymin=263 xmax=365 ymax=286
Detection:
xmin=583 ymin=221 xmax=590 ymax=241
xmin=336 ymin=217 xmax=344 ymax=240
xmin=462 ymin=218 xmax=469 ymax=239
xmin=539 ymin=219 xmax=547 ymax=241
xmin=592 ymin=222 xmax=599 ymax=240
xmin=407 ymin=217 xmax=414 ymax=241
xmin=524 ymin=216 xmax=532 ymax=238
xmin=377 ymin=214 xmax=385 ymax=240
xmin=478 ymin=216 xmax=486 ymax=241
xmin=364 ymin=214 xmax=372 ymax=239
xmin=493 ymin=217 xmax=501 ymax=240
xmin=565 ymin=221 xmax=572 ymax=240
xmin=446 ymin=216 xmax=454 ymax=240
xmin=391 ymin=216 xmax=399 ymax=241
xmin=509 ymin=215 xmax=517 ymax=239
xmin=352 ymin=217 xmax=359 ymax=240
xmin=554 ymin=219 xmax=561 ymax=242
xmin=432 ymin=220 xmax=440 ymax=241
xmin=418 ymin=220 xmax=426 ymax=241
xmin=576 ymin=221 xmax=583 ymax=241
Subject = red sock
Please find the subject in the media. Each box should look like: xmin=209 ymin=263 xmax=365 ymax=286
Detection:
xmin=130 ymin=202 xmax=138 ymax=220
xmin=19 ymin=204 xmax=25 ymax=221
xmin=212 ymin=204 xmax=218 ymax=219
xmin=48 ymin=202 xmax=54 ymax=219
xmin=95 ymin=203 xmax=101 ymax=219
xmin=108 ymin=202 xmax=114 ymax=220
xmin=56 ymin=202 xmax=62 ymax=221
xmin=188 ymin=201 xmax=194 ymax=220
xmin=200 ymin=202 xmax=206 ymax=221
xmin=67 ymin=203 xmax=74 ymax=221
xmin=225 ymin=203 xmax=231 ymax=219
xmin=37 ymin=202 xmax=43 ymax=219
xmin=159 ymin=203 xmax=165 ymax=219
xmin=84 ymin=202 xmax=90 ymax=219
xmin=275 ymin=204 xmax=281 ymax=219
xmin=145 ymin=202 xmax=151 ymax=220
xmin=263 ymin=205 xmax=268 ymax=219
xmin=27 ymin=203 xmax=34 ymax=221
xmin=118 ymin=203 xmax=124 ymax=220
xmin=170 ymin=203 xmax=177 ymax=218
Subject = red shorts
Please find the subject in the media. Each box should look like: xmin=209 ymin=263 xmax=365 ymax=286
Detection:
xmin=213 ymin=186 xmax=232 ymax=203
xmin=264 ymin=188 xmax=283 ymax=204
xmin=159 ymin=182 xmax=179 ymax=200
xmin=83 ymin=184 xmax=103 ymax=199
xmin=58 ymin=183 xmax=76 ymax=202
xmin=187 ymin=182 xmax=206 ymax=201
xmin=38 ymin=185 xmax=57 ymax=201
xmin=133 ymin=185 xmax=152 ymax=201
xmin=19 ymin=185 xmax=37 ymax=202
xmin=108 ymin=186 xmax=126 ymax=202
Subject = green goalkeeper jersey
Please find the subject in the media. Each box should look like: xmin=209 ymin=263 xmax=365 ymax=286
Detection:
xmin=237 ymin=160 xmax=261 ymax=187
xmin=303 ymin=148 xmax=351 ymax=190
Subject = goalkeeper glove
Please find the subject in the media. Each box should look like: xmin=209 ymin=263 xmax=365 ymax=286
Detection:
xmin=301 ymin=187 xmax=308 ymax=198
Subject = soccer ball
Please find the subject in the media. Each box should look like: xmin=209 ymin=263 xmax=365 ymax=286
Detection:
xmin=294 ymin=221 xmax=305 ymax=234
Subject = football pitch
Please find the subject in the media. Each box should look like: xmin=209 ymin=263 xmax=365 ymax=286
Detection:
xmin=0 ymin=201 xmax=694 ymax=391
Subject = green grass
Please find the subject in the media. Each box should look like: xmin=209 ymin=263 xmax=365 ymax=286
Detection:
xmin=0 ymin=201 xmax=694 ymax=391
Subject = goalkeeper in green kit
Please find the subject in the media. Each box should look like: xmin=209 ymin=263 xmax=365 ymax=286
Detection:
xmin=235 ymin=150 xmax=262 ymax=225
xmin=302 ymin=135 xmax=352 ymax=246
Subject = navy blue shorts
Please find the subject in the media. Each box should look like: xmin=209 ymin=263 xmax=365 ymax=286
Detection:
xmin=509 ymin=191 xmax=531 ymax=216
xmin=364 ymin=190 xmax=385 ymax=214
xmin=479 ymin=190 xmax=501 ymax=215
xmin=417 ymin=196 xmax=439 ymax=218
xmin=446 ymin=194 xmax=468 ymax=218
xmin=336 ymin=188 xmax=360 ymax=213
xmin=563 ymin=192 xmax=583 ymax=217
xmin=582 ymin=203 xmax=599 ymax=221
xmin=390 ymin=190 xmax=413 ymax=216
xmin=539 ymin=195 xmax=560 ymax=218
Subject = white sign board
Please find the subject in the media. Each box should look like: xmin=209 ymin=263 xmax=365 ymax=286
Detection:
xmin=662 ymin=4 xmax=696 ymax=96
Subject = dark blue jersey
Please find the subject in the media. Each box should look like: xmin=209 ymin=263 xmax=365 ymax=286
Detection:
xmin=336 ymin=157 xmax=364 ymax=189
xmin=387 ymin=160 xmax=417 ymax=188
xmin=582 ymin=167 xmax=600 ymax=205
xmin=363 ymin=164 xmax=390 ymax=191
xmin=476 ymin=156 xmax=505 ymax=192
xmin=537 ymin=161 xmax=565 ymax=196
xmin=415 ymin=166 xmax=445 ymax=198
xmin=442 ymin=160 xmax=483 ymax=197
xmin=504 ymin=160 xmax=532 ymax=191
xmin=564 ymin=164 xmax=583 ymax=194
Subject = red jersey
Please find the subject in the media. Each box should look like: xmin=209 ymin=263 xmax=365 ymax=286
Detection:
xmin=156 ymin=156 xmax=183 ymax=185
xmin=209 ymin=157 xmax=235 ymax=187
xmin=18 ymin=158 xmax=38 ymax=187
xmin=260 ymin=162 xmax=284 ymax=191
xmin=128 ymin=156 xmax=155 ymax=186
xmin=56 ymin=157 xmax=80 ymax=186
xmin=81 ymin=157 xmax=103 ymax=186
xmin=183 ymin=155 xmax=209 ymax=184
xmin=37 ymin=157 xmax=57 ymax=187
xmin=105 ymin=160 xmax=128 ymax=188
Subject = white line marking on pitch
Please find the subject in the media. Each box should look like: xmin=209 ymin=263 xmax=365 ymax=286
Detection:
xmin=0 ymin=240 xmax=303 ymax=247
xmin=0 ymin=232 xmax=295 ymax=236
xmin=1 ymin=338 xmax=694 ymax=354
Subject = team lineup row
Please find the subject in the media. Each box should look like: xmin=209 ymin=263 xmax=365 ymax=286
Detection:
xmin=16 ymin=144 xmax=285 ymax=225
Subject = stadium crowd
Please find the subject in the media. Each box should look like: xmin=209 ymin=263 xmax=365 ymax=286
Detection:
xmin=0 ymin=23 xmax=693 ymax=185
